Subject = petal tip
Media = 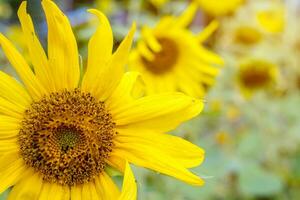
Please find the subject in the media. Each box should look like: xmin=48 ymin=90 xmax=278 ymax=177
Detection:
xmin=87 ymin=8 xmax=105 ymax=19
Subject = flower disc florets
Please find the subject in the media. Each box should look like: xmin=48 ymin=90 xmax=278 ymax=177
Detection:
xmin=19 ymin=89 xmax=116 ymax=186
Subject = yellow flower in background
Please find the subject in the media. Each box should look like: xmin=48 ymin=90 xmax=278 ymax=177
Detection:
xmin=214 ymin=0 xmax=286 ymax=52
xmin=129 ymin=4 xmax=223 ymax=97
xmin=0 ymin=0 xmax=206 ymax=199
xmin=149 ymin=0 xmax=169 ymax=8
xmin=237 ymin=59 xmax=278 ymax=97
xmin=215 ymin=131 xmax=231 ymax=145
xmin=96 ymin=0 xmax=113 ymax=14
xmin=209 ymin=99 xmax=222 ymax=113
xmin=0 ymin=1 xmax=12 ymax=19
xmin=226 ymin=105 xmax=241 ymax=121
xmin=256 ymin=3 xmax=285 ymax=33
xmin=234 ymin=26 xmax=262 ymax=45
xmin=195 ymin=0 xmax=244 ymax=17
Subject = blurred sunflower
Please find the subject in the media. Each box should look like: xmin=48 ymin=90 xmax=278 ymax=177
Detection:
xmin=129 ymin=4 xmax=223 ymax=97
xmin=233 ymin=25 xmax=262 ymax=46
xmin=0 ymin=1 xmax=12 ymax=19
xmin=215 ymin=0 xmax=286 ymax=53
xmin=0 ymin=0 xmax=206 ymax=199
xmin=195 ymin=0 xmax=244 ymax=17
xmin=149 ymin=0 xmax=169 ymax=8
xmin=256 ymin=3 xmax=285 ymax=33
xmin=237 ymin=58 xmax=278 ymax=97
xmin=96 ymin=0 xmax=114 ymax=14
xmin=215 ymin=131 xmax=231 ymax=145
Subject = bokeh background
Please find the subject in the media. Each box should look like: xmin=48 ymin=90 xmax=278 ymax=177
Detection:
xmin=1 ymin=0 xmax=300 ymax=199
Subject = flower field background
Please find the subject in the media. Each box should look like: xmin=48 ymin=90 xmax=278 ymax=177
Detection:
xmin=0 ymin=0 xmax=300 ymax=199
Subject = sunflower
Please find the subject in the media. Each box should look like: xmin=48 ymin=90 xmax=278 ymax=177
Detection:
xmin=0 ymin=0 xmax=206 ymax=199
xmin=129 ymin=4 xmax=223 ymax=97
xmin=149 ymin=0 xmax=169 ymax=8
xmin=233 ymin=26 xmax=262 ymax=46
xmin=237 ymin=58 xmax=278 ymax=97
xmin=214 ymin=0 xmax=284 ymax=52
xmin=0 ymin=1 xmax=12 ymax=19
xmin=195 ymin=0 xmax=244 ymax=17
xmin=256 ymin=3 xmax=285 ymax=33
xmin=96 ymin=0 xmax=113 ymax=14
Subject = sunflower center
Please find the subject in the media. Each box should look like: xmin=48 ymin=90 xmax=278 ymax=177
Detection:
xmin=18 ymin=89 xmax=116 ymax=186
xmin=234 ymin=26 xmax=262 ymax=45
xmin=239 ymin=65 xmax=272 ymax=89
xmin=142 ymin=37 xmax=179 ymax=75
xmin=56 ymin=126 xmax=81 ymax=152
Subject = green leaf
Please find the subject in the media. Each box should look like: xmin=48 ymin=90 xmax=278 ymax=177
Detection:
xmin=0 ymin=189 xmax=10 ymax=200
xmin=105 ymin=165 xmax=122 ymax=177
xmin=239 ymin=163 xmax=283 ymax=196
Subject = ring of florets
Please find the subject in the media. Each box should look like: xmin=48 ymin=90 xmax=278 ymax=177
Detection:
xmin=19 ymin=89 xmax=116 ymax=186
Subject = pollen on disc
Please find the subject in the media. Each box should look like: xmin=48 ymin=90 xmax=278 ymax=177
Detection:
xmin=18 ymin=89 xmax=117 ymax=186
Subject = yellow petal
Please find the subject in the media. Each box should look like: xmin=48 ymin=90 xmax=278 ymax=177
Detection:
xmin=42 ymin=0 xmax=80 ymax=91
xmin=184 ymin=67 xmax=216 ymax=90
xmin=191 ymin=62 xmax=219 ymax=76
xmin=83 ymin=23 xmax=136 ymax=102
xmin=161 ymin=75 xmax=176 ymax=93
xmin=70 ymin=185 xmax=82 ymax=200
xmin=0 ymin=97 xmax=24 ymax=119
xmin=156 ymin=16 xmax=174 ymax=30
xmin=0 ymin=138 xmax=18 ymax=155
xmin=0 ymin=131 xmax=18 ymax=141
xmin=136 ymin=74 xmax=156 ymax=95
xmin=50 ymin=184 xmax=65 ymax=200
xmin=106 ymin=154 xmax=126 ymax=173
xmin=118 ymin=162 xmax=137 ymax=200
xmin=113 ymin=93 xmax=203 ymax=132
xmin=0 ymin=115 xmax=21 ymax=139
xmin=7 ymin=170 xmax=43 ymax=200
xmin=196 ymin=0 xmax=243 ymax=16
xmin=0 ymin=34 xmax=46 ymax=100
xmin=0 ymin=115 xmax=21 ymax=128
xmin=183 ymin=34 xmax=223 ymax=66
xmin=62 ymin=186 xmax=71 ymax=200
xmin=95 ymin=172 xmax=120 ymax=199
xmin=0 ymin=71 xmax=31 ymax=109
xmin=198 ymin=75 xmax=216 ymax=86
xmin=141 ymin=26 xmax=161 ymax=52
xmin=176 ymin=71 xmax=206 ymax=98
xmin=197 ymin=20 xmax=219 ymax=43
xmin=175 ymin=2 xmax=197 ymax=28
xmin=17 ymin=2 xmax=55 ymax=93
xmin=116 ymin=130 xmax=205 ymax=168
xmin=38 ymin=183 xmax=51 ymax=200
xmin=112 ymin=144 xmax=204 ymax=186
xmin=136 ymin=42 xmax=154 ymax=60
xmin=82 ymin=9 xmax=113 ymax=93
xmin=195 ymin=46 xmax=224 ymax=66
xmin=39 ymin=182 xmax=64 ymax=200
xmin=106 ymin=72 xmax=144 ymax=112
xmin=82 ymin=182 xmax=101 ymax=200
xmin=0 ymin=152 xmax=27 ymax=193
xmin=256 ymin=7 xmax=285 ymax=33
